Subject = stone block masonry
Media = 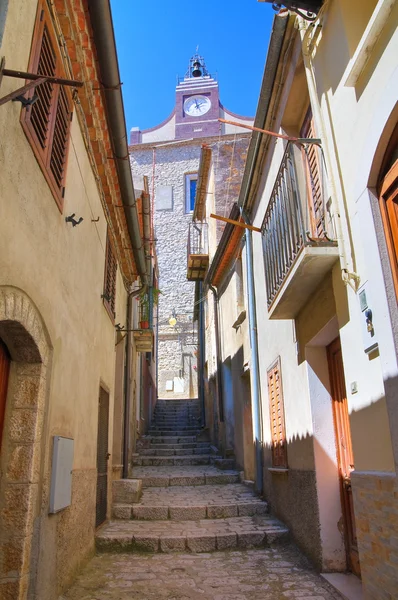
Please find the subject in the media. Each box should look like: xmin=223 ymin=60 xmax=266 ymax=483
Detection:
xmin=130 ymin=134 xmax=251 ymax=400
xmin=130 ymin=143 xmax=202 ymax=399
xmin=351 ymin=471 xmax=398 ymax=600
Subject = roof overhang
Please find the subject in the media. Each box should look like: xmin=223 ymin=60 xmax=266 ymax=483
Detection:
xmin=206 ymin=204 xmax=244 ymax=288
xmin=237 ymin=11 xmax=294 ymax=215
xmin=193 ymin=145 xmax=212 ymax=221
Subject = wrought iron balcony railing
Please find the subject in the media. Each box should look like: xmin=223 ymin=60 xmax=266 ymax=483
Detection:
xmin=138 ymin=291 xmax=153 ymax=330
xmin=187 ymin=221 xmax=209 ymax=281
xmin=262 ymin=141 xmax=337 ymax=312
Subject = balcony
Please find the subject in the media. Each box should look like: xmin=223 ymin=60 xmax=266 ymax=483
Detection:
xmin=133 ymin=292 xmax=153 ymax=352
xmin=187 ymin=221 xmax=209 ymax=281
xmin=262 ymin=142 xmax=339 ymax=320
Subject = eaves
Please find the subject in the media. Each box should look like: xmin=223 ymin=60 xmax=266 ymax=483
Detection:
xmin=237 ymin=11 xmax=295 ymax=216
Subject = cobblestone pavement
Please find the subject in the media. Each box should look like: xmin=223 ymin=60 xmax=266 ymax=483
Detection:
xmin=63 ymin=546 xmax=343 ymax=600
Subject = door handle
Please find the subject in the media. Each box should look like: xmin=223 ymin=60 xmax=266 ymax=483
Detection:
xmin=106 ymin=452 xmax=111 ymax=460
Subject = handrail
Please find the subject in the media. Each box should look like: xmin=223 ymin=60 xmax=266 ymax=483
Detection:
xmin=187 ymin=221 xmax=209 ymax=258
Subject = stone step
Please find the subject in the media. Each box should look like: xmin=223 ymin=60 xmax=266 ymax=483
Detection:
xmin=133 ymin=455 xmax=214 ymax=467
xmin=148 ymin=430 xmax=201 ymax=437
xmin=96 ymin=515 xmax=289 ymax=553
xmin=131 ymin=466 xmax=240 ymax=487
xmin=152 ymin=424 xmax=200 ymax=428
xmin=152 ymin=416 xmax=200 ymax=420
xmin=148 ymin=442 xmax=209 ymax=449
xmin=152 ymin=420 xmax=200 ymax=425
xmin=147 ymin=436 xmax=197 ymax=444
xmin=139 ymin=447 xmax=211 ymax=457
xmin=149 ymin=426 xmax=200 ymax=431
xmin=112 ymin=483 xmax=268 ymax=521
xmin=115 ymin=500 xmax=268 ymax=521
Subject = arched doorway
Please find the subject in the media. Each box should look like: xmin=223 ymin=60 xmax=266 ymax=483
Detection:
xmin=0 ymin=287 xmax=51 ymax=600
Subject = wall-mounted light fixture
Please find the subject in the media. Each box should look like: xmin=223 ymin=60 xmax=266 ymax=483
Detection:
xmin=65 ymin=213 xmax=83 ymax=227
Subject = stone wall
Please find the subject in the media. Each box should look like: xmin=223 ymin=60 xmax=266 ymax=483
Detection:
xmin=130 ymin=143 xmax=201 ymax=399
xmin=351 ymin=471 xmax=398 ymax=599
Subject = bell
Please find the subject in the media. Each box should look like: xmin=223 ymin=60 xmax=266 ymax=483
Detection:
xmin=192 ymin=60 xmax=202 ymax=78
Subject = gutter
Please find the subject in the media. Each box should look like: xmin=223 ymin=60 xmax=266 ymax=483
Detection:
xmin=237 ymin=12 xmax=289 ymax=212
xmin=87 ymin=0 xmax=148 ymax=285
xmin=193 ymin=145 xmax=212 ymax=221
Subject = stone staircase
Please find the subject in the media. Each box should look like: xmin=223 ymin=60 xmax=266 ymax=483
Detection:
xmin=96 ymin=398 xmax=289 ymax=553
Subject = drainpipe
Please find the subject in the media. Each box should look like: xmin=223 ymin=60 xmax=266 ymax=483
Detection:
xmin=122 ymin=187 xmax=152 ymax=478
xmin=241 ymin=209 xmax=263 ymax=494
xmin=122 ymin=284 xmax=146 ymax=479
xmin=87 ymin=0 xmax=148 ymax=286
xmin=209 ymin=285 xmax=224 ymax=426
xmin=198 ymin=282 xmax=206 ymax=427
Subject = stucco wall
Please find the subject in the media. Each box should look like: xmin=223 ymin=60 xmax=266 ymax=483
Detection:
xmin=0 ymin=4 xmax=131 ymax=597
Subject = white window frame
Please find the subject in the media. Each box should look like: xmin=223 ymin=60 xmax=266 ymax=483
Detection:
xmin=185 ymin=172 xmax=198 ymax=213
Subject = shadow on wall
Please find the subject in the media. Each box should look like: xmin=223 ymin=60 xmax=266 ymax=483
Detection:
xmin=261 ymin=391 xmax=397 ymax=597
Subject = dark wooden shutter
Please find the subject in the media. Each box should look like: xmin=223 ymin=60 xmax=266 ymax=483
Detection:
xmin=268 ymin=358 xmax=288 ymax=468
xmin=30 ymin=23 xmax=56 ymax=149
xmin=50 ymin=85 xmax=72 ymax=191
xmin=103 ymin=234 xmax=117 ymax=319
xmin=21 ymin=0 xmax=73 ymax=209
xmin=301 ymin=110 xmax=324 ymax=239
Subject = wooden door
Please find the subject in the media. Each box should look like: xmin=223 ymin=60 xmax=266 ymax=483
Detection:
xmin=327 ymin=337 xmax=360 ymax=576
xmin=96 ymin=387 xmax=110 ymax=528
xmin=0 ymin=339 xmax=11 ymax=453
xmin=379 ymin=158 xmax=398 ymax=298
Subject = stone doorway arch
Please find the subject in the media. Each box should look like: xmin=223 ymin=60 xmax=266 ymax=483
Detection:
xmin=0 ymin=286 xmax=52 ymax=600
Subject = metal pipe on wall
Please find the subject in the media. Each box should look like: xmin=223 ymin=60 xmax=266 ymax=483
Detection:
xmin=87 ymin=0 xmax=148 ymax=285
xmin=122 ymin=284 xmax=146 ymax=479
xmin=209 ymin=285 xmax=224 ymax=424
xmin=198 ymin=282 xmax=206 ymax=427
xmin=241 ymin=211 xmax=263 ymax=494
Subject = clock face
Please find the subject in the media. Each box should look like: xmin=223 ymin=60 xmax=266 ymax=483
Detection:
xmin=184 ymin=95 xmax=211 ymax=117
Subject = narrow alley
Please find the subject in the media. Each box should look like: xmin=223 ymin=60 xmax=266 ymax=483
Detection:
xmin=0 ymin=1 xmax=397 ymax=599
xmin=64 ymin=399 xmax=342 ymax=600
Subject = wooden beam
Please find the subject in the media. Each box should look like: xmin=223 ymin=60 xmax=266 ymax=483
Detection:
xmin=218 ymin=118 xmax=321 ymax=145
xmin=0 ymin=77 xmax=46 ymax=106
xmin=3 ymin=68 xmax=83 ymax=88
xmin=210 ymin=213 xmax=262 ymax=233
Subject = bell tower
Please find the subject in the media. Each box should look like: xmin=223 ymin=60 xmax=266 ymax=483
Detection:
xmin=175 ymin=53 xmax=220 ymax=140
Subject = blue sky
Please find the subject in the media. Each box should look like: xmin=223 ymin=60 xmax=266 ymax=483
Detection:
xmin=110 ymin=0 xmax=275 ymax=133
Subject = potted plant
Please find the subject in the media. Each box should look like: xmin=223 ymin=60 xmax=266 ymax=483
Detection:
xmin=139 ymin=293 xmax=150 ymax=329
xmin=138 ymin=287 xmax=162 ymax=329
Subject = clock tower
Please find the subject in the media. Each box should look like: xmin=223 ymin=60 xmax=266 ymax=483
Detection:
xmin=175 ymin=54 xmax=220 ymax=139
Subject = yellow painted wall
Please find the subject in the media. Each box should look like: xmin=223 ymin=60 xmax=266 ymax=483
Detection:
xmin=0 ymin=2 xmax=131 ymax=598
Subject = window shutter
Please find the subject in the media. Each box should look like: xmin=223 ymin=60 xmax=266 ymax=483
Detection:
xmin=267 ymin=359 xmax=288 ymax=468
xmin=50 ymin=85 xmax=72 ymax=191
xmin=301 ymin=110 xmax=324 ymax=239
xmin=30 ymin=23 xmax=56 ymax=149
xmin=104 ymin=235 xmax=117 ymax=319
xmin=21 ymin=0 xmax=73 ymax=210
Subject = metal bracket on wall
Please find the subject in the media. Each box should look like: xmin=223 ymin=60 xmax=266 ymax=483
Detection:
xmin=0 ymin=57 xmax=83 ymax=107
